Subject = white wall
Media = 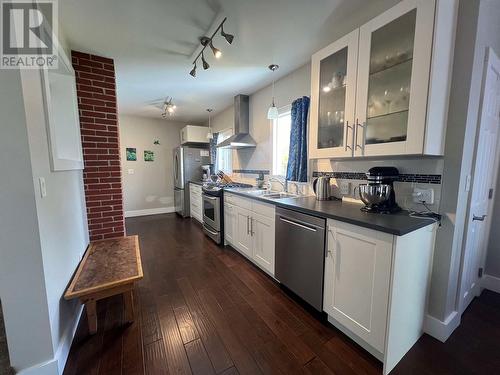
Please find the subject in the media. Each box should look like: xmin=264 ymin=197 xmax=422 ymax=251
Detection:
xmin=0 ymin=68 xmax=55 ymax=374
xmin=119 ymin=115 xmax=185 ymax=216
xmin=0 ymin=54 xmax=88 ymax=375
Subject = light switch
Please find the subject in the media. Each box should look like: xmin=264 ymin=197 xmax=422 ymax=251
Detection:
xmin=128 ymin=169 xmax=135 ymax=175
xmin=39 ymin=177 xmax=47 ymax=198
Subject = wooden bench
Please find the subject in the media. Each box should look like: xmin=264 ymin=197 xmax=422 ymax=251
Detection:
xmin=64 ymin=235 xmax=143 ymax=334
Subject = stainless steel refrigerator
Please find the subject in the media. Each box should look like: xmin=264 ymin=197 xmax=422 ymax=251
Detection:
xmin=173 ymin=146 xmax=210 ymax=217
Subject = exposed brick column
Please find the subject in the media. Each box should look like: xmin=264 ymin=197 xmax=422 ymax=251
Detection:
xmin=72 ymin=51 xmax=125 ymax=241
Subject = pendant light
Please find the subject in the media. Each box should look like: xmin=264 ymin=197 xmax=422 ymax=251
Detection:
xmin=267 ymin=64 xmax=279 ymax=120
xmin=206 ymin=108 xmax=214 ymax=139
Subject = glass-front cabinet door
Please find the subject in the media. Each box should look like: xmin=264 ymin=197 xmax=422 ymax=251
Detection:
xmin=355 ymin=0 xmax=435 ymax=156
xmin=309 ymin=29 xmax=359 ymax=158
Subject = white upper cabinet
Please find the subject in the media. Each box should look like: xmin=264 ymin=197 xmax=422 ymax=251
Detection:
xmin=355 ymin=0 xmax=434 ymax=156
xmin=310 ymin=29 xmax=359 ymax=158
xmin=310 ymin=0 xmax=456 ymax=158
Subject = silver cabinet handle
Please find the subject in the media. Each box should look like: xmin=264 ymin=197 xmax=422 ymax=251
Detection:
xmin=250 ymin=217 xmax=254 ymax=236
xmin=355 ymin=119 xmax=365 ymax=154
xmin=345 ymin=121 xmax=354 ymax=152
xmin=247 ymin=215 xmax=250 ymax=234
xmin=473 ymin=214 xmax=487 ymax=221
xmin=279 ymin=217 xmax=317 ymax=232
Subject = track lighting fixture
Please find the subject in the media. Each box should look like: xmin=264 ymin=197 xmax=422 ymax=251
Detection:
xmin=201 ymin=52 xmax=210 ymax=70
xmin=189 ymin=63 xmax=196 ymax=77
xmin=161 ymin=97 xmax=176 ymax=118
xmin=188 ymin=17 xmax=234 ymax=76
xmin=209 ymin=40 xmax=222 ymax=59
xmin=267 ymin=64 xmax=279 ymax=120
xmin=220 ymin=24 xmax=234 ymax=44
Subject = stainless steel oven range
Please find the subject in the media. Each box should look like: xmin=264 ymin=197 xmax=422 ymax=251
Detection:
xmin=202 ymin=182 xmax=252 ymax=245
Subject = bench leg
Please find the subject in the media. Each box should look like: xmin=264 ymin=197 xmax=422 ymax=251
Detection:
xmin=123 ymin=290 xmax=135 ymax=323
xmin=86 ymin=300 xmax=97 ymax=335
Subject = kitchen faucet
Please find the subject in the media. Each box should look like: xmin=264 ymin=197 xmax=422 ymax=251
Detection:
xmin=267 ymin=177 xmax=287 ymax=192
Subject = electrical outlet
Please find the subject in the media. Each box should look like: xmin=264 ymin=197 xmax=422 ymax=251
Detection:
xmin=412 ymin=187 xmax=434 ymax=204
xmin=339 ymin=181 xmax=351 ymax=195
xmin=127 ymin=169 xmax=135 ymax=175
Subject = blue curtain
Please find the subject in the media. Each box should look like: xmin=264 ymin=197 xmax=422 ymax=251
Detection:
xmin=209 ymin=132 xmax=219 ymax=174
xmin=286 ymin=96 xmax=309 ymax=182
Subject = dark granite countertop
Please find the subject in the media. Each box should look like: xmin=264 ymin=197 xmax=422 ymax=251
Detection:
xmin=224 ymin=188 xmax=436 ymax=236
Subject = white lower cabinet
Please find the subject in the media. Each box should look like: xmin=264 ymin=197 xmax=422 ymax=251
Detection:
xmin=324 ymin=221 xmax=393 ymax=353
xmin=189 ymin=183 xmax=203 ymax=223
xmin=224 ymin=193 xmax=275 ymax=276
xmin=223 ymin=202 xmax=235 ymax=245
xmin=235 ymin=205 xmax=253 ymax=259
xmin=252 ymin=212 xmax=275 ymax=274
xmin=325 ymin=218 xmax=436 ymax=375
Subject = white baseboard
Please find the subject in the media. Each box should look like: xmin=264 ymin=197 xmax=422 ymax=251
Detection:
xmin=482 ymin=274 xmax=500 ymax=293
xmin=17 ymin=359 xmax=59 ymax=375
xmin=125 ymin=206 xmax=175 ymax=218
xmin=423 ymin=311 xmax=460 ymax=342
xmin=55 ymin=305 xmax=83 ymax=374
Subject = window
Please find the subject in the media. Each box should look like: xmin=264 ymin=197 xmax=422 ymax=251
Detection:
xmin=273 ymin=108 xmax=292 ymax=176
xmin=216 ymin=128 xmax=233 ymax=173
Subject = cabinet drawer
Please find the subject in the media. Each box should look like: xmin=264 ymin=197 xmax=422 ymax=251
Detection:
xmin=251 ymin=200 xmax=275 ymax=219
xmin=228 ymin=194 xmax=252 ymax=210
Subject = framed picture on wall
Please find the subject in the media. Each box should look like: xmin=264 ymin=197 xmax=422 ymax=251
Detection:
xmin=144 ymin=150 xmax=154 ymax=162
xmin=126 ymin=148 xmax=137 ymax=161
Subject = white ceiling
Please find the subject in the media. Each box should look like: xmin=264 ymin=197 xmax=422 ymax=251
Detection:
xmin=61 ymin=0 xmax=384 ymax=123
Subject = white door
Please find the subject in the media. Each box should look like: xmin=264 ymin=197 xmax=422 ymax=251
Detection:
xmin=310 ymin=29 xmax=359 ymax=159
xmin=324 ymin=220 xmax=393 ymax=353
xmin=459 ymin=48 xmax=500 ymax=314
xmin=251 ymin=213 xmax=275 ymax=275
xmin=355 ymin=0 xmax=434 ymax=157
xmin=224 ymin=203 xmax=235 ymax=245
xmin=235 ymin=206 xmax=253 ymax=258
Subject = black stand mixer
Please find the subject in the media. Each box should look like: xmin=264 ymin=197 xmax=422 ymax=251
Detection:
xmin=359 ymin=167 xmax=401 ymax=214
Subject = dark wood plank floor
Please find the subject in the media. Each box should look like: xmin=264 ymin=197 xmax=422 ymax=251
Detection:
xmin=64 ymin=214 xmax=500 ymax=375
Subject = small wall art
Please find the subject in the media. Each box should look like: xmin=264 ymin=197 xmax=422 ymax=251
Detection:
xmin=144 ymin=150 xmax=155 ymax=162
xmin=126 ymin=147 xmax=137 ymax=161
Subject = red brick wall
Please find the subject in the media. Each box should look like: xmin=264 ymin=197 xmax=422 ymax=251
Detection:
xmin=72 ymin=51 xmax=125 ymax=241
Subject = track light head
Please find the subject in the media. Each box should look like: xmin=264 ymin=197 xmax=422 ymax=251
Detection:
xmin=201 ymin=52 xmax=210 ymax=70
xmin=189 ymin=63 xmax=197 ymax=77
xmin=220 ymin=25 xmax=234 ymax=44
xmin=209 ymin=41 xmax=222 ymax=59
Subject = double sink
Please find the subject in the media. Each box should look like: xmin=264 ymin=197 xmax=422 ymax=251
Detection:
xmin=241 ymin=189 xmax=299 ymax=201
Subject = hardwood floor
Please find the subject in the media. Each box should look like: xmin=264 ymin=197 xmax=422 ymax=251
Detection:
xmin=64 ymin=214 xmax=500 ymax=375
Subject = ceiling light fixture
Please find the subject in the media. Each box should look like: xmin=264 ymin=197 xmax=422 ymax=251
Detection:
xmin=206 ymin=108 xmax=214 ymax=139
xmin=189 ymin=17 xmax=234 ymax=76
xmin=161 ymin=97 xmax=176 ymax=118
xmin=189 ymin=63 xmax=197 ymax=77
xmin=220 ymin=24 xmax=234 ymax=44
xmin=267 ymin=64 xmax=279 ymax=120
xmin=201 ymin=52 xmax=210 ymax=70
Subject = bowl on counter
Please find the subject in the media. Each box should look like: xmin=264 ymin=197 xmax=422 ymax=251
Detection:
xmin=358 ymin=184 xmax=392 ymax=207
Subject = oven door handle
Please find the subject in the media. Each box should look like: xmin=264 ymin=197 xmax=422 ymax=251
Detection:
xmin=203 ymin=225 xmax=219 ymax=236
xmin=203 ymin=195 xmax=217 ymax=201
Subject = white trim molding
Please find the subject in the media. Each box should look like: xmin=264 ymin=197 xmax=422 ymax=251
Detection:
xmin=423 ymin=311 xmax=460 ymax=342
xmin=55 ymin=305 xmax=83 ymax=374
xmin=17 ymin=359 xmax=59 ymax=375
xmin=125 ymin=206 xmax=175 ymax=218
xmin=482 ymin=274 xmax=500 ymax=294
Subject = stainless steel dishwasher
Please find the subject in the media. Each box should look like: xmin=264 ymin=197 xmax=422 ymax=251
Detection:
xmin=275 ymin=207 xmax=326 ymax=311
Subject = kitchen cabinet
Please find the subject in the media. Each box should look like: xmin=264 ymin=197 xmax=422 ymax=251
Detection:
xmin=235 ymin=205 xmax=253 ymax=259
xmin=180 ymin=125 xmax=209 ymax=145
xmin=310 ymin=0 xmax=457 ymax=158
xmin=223 ymin=202 xmax=235 ymax=245
xmin=309 ymin=29 xmax=359 ymax=158
xmin=324 ymin=222 xmax=392 ymax=353
xmin=189 ymin=183 xmax=203 ymax=223
xmin=324 ymin=218 xmax=437 ymax=375
xmin=224 ymin=193 xmax=275 ymax=276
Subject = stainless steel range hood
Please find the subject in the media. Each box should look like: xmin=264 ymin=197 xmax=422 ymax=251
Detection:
xmin=216 ymin=94 xmax=256 ymax=149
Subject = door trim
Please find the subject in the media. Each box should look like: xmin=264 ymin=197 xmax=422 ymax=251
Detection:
xmin=457 ymin=47 xmax=500 ymax=315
